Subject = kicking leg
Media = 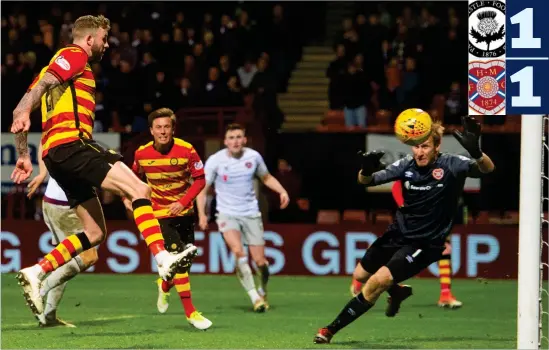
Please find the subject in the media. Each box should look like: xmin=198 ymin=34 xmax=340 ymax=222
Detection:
xmin=101 ymin=162 xmax=197 ymax=280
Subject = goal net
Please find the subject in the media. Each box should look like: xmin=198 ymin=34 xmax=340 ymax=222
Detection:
xmin=517 ymin=115 xmax=548 ymax=349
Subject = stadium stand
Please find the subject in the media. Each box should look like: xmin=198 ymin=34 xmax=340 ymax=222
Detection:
xmin=1 ymin=2 xmax=539 ymax=223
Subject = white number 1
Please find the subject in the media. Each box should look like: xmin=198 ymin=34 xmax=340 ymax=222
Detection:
xmin=510 ymin=66 xmax=541 ymax=107
xmin=510 ymin=8 xmax=541 ymax=49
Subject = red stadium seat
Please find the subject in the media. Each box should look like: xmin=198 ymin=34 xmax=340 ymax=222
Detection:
xmin=316 ymin=210 xmax=341 ymax=224
xmin=369 ymin=210 xmax=394 ymax=224
xmin=342 ymin=210 xmax=367 ymax=223
xmin=322 ymin=110 xmax=345 ymax=126
xmin=375 ymin=109 xmax=392 ymax=127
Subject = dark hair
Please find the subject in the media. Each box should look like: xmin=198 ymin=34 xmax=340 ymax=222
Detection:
xmin=225 ymin=123 xmax=245 ymax=135
xmin=148 ymin=107 xmax=176 ymax=127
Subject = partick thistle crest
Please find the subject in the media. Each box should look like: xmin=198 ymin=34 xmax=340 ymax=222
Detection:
xmin=468 ymin=0 xmax=506 ymax=57
xmin=468 ymin=60 xmax=506 ymax=115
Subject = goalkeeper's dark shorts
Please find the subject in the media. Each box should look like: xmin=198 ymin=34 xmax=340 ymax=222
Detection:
xmin=359 ymin=224 xmax=445 ymax=284
xmin=158 ymin=216 xmax=195 ymax=253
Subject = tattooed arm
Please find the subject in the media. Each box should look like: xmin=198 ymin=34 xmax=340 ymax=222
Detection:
xmin=13 ymin=72 xmax=60 ymax=119
xmin=12 ymin=72 xmax=61 ymax=157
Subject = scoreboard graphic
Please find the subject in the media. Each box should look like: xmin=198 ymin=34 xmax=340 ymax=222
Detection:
xmin=468 ymin=0 xmax=549 ymax=115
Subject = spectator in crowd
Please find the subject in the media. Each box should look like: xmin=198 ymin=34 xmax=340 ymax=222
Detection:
xmin=444 ymin=82 xmax=465 ymax=125
xmin=202 ymin=66 xmax=228 ymax=107
xmin=218 ymin=55 xmax=236 ymax=85
xmin=326 ymin=44 xmax=347 ymax=110
xmin=342 ymin=61 xmax=369 ymax=129
xmin=227 ymin=76 xmax=244 ymax=106
xmin=396 ymin=57 xmax=420 ymax=111
xmin=237 ymin=58 xmax=258 ymax=91
xmin=177 ymin=77 xmax=197 ymax=109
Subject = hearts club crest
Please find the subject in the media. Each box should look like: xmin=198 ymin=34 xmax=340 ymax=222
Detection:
xmin=468 ymin=60 xmax=505 ymax=115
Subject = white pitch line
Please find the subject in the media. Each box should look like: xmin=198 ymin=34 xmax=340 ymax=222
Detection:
xmin=8 ymin=314 xmax=139 ymax=328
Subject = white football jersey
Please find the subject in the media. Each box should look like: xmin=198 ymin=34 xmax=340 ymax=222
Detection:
xmin=204 ymin=147 xmax=269 ymax=216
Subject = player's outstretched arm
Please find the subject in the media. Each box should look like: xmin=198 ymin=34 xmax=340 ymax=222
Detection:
xmin=452 ymin=116 xmax=495 ymax=174
xmin=475 ymin=153 xmax=495 ymax=174
xmin=261 ymin=174 xmax=290 ymax=209
xmin=357 ymin=150 xmax=385 ymax=185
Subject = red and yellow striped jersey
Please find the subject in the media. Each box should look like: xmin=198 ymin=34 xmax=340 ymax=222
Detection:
xmin=132 ymin=138 xmax=205 ymax=219
xmin=28 ymin=44 xmax=95 ymax=157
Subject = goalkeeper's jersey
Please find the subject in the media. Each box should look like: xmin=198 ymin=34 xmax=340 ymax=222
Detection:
xmin=367 ymin=153 xmax=485 ymax=243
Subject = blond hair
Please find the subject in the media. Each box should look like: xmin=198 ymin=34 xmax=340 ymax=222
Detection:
xmin=431 ymin=120 xmax=445 ymax=147
xmin=148 ymin=107 xmax=176 ymax=127
xmin=72 ymin=15 xmax=111 ymax=39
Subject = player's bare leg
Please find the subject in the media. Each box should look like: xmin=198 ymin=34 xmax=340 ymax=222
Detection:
xmin=249 ymin=245 xmax=270 ymax=309
xmin=16 ymin=197 xmax=105 ymax=315
xmin=101 ymin=162 xmax=197 ymax=279
xmin=314 ymin=267 xmax=393 ymax=344
xmin=438 ymin=242 xmax=462 ymax=309
xmin=223 ymin=229 xmax=266 ymax=312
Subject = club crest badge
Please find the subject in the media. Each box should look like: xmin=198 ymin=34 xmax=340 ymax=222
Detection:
xmin=468 ymin=0 xmax=506 ymax=58
xmin=432 ymin=168 xmax=444 ymax=180
xmin=468 ymin=60 xmax=506 ymax=115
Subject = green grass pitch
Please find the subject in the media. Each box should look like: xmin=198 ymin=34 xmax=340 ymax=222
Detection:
xmin=1 ymin=274 xmax=547 ymax=349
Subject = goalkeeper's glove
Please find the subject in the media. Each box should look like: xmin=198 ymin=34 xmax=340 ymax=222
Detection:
xmin=452 ymin=116 xmax=483 ymax=159
xmin=357 ymin=150 xmax=385 ymax=177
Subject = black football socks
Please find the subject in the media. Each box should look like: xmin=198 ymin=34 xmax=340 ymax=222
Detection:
xmin=326 ymin=292 xmax=374 ymax=334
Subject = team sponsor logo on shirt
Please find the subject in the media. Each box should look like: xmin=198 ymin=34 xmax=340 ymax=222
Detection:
xmin=54 ymin=55 xmax=71 ymax=71
xmin=405 ymin=171 xmax=414 ymax=178
xmin=406 ymin=181 xmax=432 ymax=191
xmin=432 ymin=168 xmax=444 ymax=180
xmin=194 ymin=161 xmax=204 ymax=170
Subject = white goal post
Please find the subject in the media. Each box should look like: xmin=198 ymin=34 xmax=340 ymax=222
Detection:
xmin=517 ymin=115 xmax=544 ymax=349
